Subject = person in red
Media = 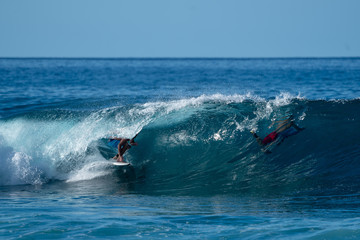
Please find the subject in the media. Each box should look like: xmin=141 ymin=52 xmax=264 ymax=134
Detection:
xmin=251 ymin=116 xmax=304 ymax=147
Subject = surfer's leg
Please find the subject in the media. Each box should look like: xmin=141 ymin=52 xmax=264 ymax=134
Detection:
xmin=118 ymin=139 xmax=128 ymax=155
xmin=119 ymin=142 xmax=131 ymax=156
xmin=117 ymin=155 xmax=124 ymax=162
xmin=114 ymin=139 xmax=126 ymax=161
xmin=117 ymin=142 xmax=132 ymax=162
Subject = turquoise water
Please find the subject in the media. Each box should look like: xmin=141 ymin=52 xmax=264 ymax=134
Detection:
xmin=1 ymin=58 xmax=360 ymax=239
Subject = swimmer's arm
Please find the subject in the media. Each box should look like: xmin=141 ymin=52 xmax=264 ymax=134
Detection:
xmin=269 ymin=116 xmax=294 ymax=129
xmin=268 ymin=119 xmax=286 ymax=128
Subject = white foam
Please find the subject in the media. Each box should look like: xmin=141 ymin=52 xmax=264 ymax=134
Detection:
xmin=10 ymin=152 xmax=44 ymax=185
xmin=271 ymin=92 xmax=304 ymax=107
xmin=162 ymin=130 xmax=197 ymax=146
xmin=0 ymin=147 xmax=45 ymax=185
xmin=135 ymin=93 xmax=262 ymax=116
xmin=66 ymin=160 xmax=111 ymax=183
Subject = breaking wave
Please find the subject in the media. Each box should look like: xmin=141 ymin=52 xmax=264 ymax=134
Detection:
xmin=0 ymin=93 xmax=359 ymax=196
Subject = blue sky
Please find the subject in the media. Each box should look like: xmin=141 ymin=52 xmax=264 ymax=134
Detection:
xmin=0 ymin=0 xmax=359 ymax=58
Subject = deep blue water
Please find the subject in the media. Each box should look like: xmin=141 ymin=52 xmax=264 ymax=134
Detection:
xmin=1 ymin=58 xmax=360 ymax=239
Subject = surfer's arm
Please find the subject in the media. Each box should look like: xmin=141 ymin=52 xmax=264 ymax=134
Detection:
xmin=129 ymin=133 xmax=139 ymax=145
xmin=131 ymin=133 xmax=138 ymax=140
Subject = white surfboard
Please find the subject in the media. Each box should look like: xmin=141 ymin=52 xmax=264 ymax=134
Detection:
xmin=112 ymin=161 xmax=130 ymax=166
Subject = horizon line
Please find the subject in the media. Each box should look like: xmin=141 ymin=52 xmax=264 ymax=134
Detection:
xmin=1 ymin=56 xmax=360 ymax=60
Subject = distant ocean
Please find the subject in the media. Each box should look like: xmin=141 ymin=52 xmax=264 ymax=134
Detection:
xmin=1 ymin=58 xmax=360 ymax=239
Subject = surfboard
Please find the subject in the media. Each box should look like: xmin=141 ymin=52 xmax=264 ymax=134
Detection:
xmin=112 ymin=161 xmax=130 ymax=166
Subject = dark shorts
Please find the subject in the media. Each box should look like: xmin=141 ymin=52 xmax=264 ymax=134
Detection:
xmin=108 ymin=139 xmax=120 ymax=148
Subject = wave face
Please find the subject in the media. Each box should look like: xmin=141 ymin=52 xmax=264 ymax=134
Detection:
xmin=0 ymin=94 xmax=359 ymax=196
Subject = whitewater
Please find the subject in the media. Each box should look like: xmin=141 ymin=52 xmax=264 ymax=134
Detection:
xmin=1 ymin=58 xmax=360 ymax=239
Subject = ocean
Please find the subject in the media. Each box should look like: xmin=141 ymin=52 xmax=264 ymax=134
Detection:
xmin=0 ymin=58 xmax=360 ymax=239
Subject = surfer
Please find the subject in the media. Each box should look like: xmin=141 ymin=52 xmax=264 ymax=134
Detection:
xmin=108 ymin=134 xmax=138 ymax=162
xmin=251 ymin=116 xmax=304 ymax=147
